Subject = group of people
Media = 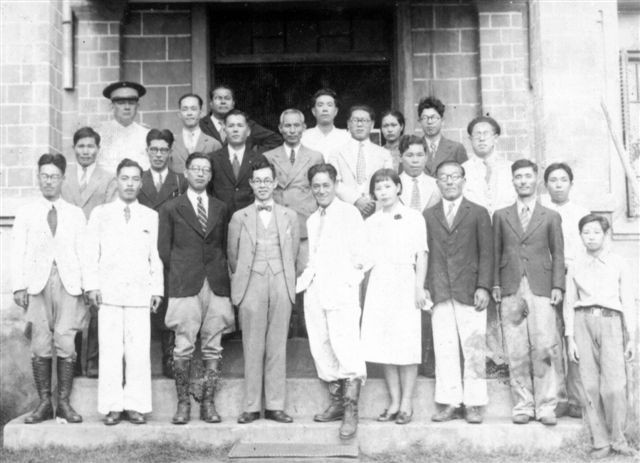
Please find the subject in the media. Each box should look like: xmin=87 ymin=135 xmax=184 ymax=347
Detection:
xmin=10 ymin=80 xmax=636 ymax=458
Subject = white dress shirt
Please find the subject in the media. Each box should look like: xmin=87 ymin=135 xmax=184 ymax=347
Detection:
xmin=228 ymin=145 xmax=246 ymax=167
xmin=187 ymin=188 xmax=209 ymax=216
xmin=77 ymin=163 xmax=97 ymax=186
xmin=540 ymin=195 xmax=590 ymax=268
xmin=151 ymin=167 xmax=169 ymax=189
xmin=301 ymin=126 xmax=350 ymax=161
xmin=97 ymin=119 xmax=150 ymax=174
xmin=256 ymin=199 xmax=275 ymax=227
xmin=462 ymin=153 xmax=516 ymax=216
xmin=285 ymin=144 xmax=301 ymax=163
xmin=182 ymin=127 xmax=202 ymax=154
xmin=442 ymin=195 xmax=464 ymax=224
xmin=399 ymin=172 xmax=441 ymax=211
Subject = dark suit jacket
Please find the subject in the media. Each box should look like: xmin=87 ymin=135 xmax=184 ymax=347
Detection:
xmin=138 ymin=169 xmax=188 ymax=212
xmin=424 ymin=198 xmax=493 ymax=306
xmin=208 ymin=147 xmax=268 ymax=216
xmin=425 ymin=136 xmax=468 ymax=177
xmin=200 ymin=115 xmax=282 ymax=153
xmin=493 ymin=202 xmax=565 ymax=297
xmin=158 ymin=194 xmax=230 ymax=298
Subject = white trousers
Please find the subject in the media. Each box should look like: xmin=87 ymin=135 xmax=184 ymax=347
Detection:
xmin=432 ymin=299 xmax=488 ymax=406
xmin=98 ymin=304 xmax=151 ymax=414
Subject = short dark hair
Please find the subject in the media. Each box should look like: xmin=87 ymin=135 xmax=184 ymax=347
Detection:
xmin=224 ymin=109 xmax=249 ymax=124
xmin=251 ymin=158 xmax=276 ymax=179
xmin=209 ymin=84 xmax=235 ymax=101
xmin=73 ymin=126 xmax=101 ymax=146
xmin=185 ymin=152 xmax=212 ymax=170
xmin=369 ymin=168 xmax=402 ymax=198
xmin=578 ymin=214 xmax=609 ymax=233
xmin=435 ymin=160 xmax=466 ymax=178
xmin=349 ymin=104 xmax=375 ymax=121
xmin=311 ymin=88 xmax=339 ymax=108
xmin=308 ymin=163 xmax=337 ymax=184
xmin=417 ymin=96 xmax=445 ymax=118
xmin=467 ymin=116 xmax=501 ymax=136
xmin=38 ymin=153 xmax=67 ymax=174
xmin=178 ymin=93 xmax=203 ymax=109
xmin=381 ymin=110 xmax=405 ymax=127
xmin=511 ymin=158 xmax=538 ymax=175
xmin=116 ymin=158 xmax=143 ymax=176
xmin=399 ymin=135 xmax=426 ymax=155
xmin=544 ymin=162 xmax=574 ymax=183
xmin=146 ymin=128 xmax=174 ymax=147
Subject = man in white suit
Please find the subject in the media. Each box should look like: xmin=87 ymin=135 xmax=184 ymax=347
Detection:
xmin=84 ymin=158 xmax=163 ymax=426
xmin=11 ymin=154 xmax=87 ymax=424
xmin=298 ymin=163 xmax=367 ymax=440
xmin=61 ymin=126 xmax=117 ymax=378
xmin=170 ymin=93 xmax=222 ymax=174
xmin=328 ymin=105 xmax=392 ymax=218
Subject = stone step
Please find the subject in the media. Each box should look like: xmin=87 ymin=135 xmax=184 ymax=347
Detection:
xmin=68 ymin=377 xmax=514 ymax=420
xmin=3 ymin=415 xmax=583 ymax=453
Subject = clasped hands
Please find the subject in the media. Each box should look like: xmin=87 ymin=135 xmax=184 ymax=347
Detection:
xmin=84 ymin=290 xmax=162 ymax=313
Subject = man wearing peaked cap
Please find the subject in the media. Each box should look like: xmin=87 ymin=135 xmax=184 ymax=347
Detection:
xmin=97 ymin=81 xmax=150 ymax=174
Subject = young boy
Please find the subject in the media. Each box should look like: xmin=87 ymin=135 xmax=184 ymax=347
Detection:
xmin=564 ymin=214 xmax=637 ymax=459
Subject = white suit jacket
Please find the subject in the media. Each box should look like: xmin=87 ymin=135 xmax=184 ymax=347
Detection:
xmin=11 ymin=197 xmax=86 ymax=295
xmin=328 ymin=138 xmax=393 ymax=204
xmin=83 ymin=198 xmax=163 ymax=307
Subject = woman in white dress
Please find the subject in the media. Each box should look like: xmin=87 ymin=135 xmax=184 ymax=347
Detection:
xmin=361 ymin=168 xmax=428 ymax=424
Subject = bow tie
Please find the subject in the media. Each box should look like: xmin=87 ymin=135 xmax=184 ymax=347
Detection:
xmin=257 ymin=205 xmax=272 ymax=212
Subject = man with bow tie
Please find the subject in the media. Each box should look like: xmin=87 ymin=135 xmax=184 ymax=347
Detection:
xmin=158 ymin=152 xmax=235 ymax=425
xmin=228 ymin=159 xmax=300 ymax=424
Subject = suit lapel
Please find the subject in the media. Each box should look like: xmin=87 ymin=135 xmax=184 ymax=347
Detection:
xmin=205 ymin=196 xmax=219 ymax=237
xmin=274 ymin=204 xmax=289 ymax=255
xmin=433 ymin=201 xmax=450 ymax=232
xmin=434 ymin=138 xmax=451 ymax=171
xmin=177 ymin=195 xmax=204 ymax=237
xmin=450 ymin=199 xmax=470 ymax=231
xmin=157 ymin=171 xmax=178 ymax=204
xmin=201 ymin=116 xmax=223 ymax=144
xmin=274 ymin=146 xmax=293 ymax=180
xmin=522 ymin=203 xmax=544 ymax=239
xmin=216 ymin=149 xmax=237 ymax=184
xmin=242 ymin=204 xmax=258 ymax=245
xmin=140 ymin=171 xmax=158 ymax=204
xmin=504 ymin=203 xmax=525 ymax=238
xmin=289 ymin=147 xmax=313 ymax=185
xmin=236 ymin=150 xmax=253 ymax=184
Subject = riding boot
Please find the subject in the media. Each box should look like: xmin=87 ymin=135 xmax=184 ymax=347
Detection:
xmin=201 ymin=359 xmax=221 ymax=423
xmin=55 ymin=357 xmax=82 ymax=423
xmin=172 ymin=358 xmax=191 ymax=424
xmin=339 ymin=378 xmax=361 ymax=440
xmin=161 ymin=331 xmax=175 ymax=379
xmin=24 ymin=357 xmax=54 ymax=424
xmin=313 ymin=380 xmax=344 ymax=422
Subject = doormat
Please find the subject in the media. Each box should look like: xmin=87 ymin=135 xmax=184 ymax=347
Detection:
xmin=228 ymin=442 xmax=359 ymax=459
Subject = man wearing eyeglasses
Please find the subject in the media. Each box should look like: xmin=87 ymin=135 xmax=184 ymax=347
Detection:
xmin=11 ymin=154 xmax=87 ymax=425
xmin=158 ymin=152 xmax=235 ymax=425
xmin=418 ymin=96 xmax=468 ymax=177
xmin=138 ymin=128 xmax=188 ymax=379
xmin=328 ymin=105 xmax=393 ymax=218
xmin=228 ymin=159 xmax=300 ymax=424
xmin=97 ymin=81 xmax=150 ymax=174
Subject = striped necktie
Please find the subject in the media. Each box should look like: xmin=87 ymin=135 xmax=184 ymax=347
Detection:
xmin=197 ymin=195 xmax=207 ymax=233
xmin=47 ymin=205 xmax=57 ymax=236
xmin=445 ymin=201 xmax=456 ymax=228
xmin=232 ymin=153 xmax=240 ymax=179
xmin=519 ymin=205 xmax=531 ymax=231
xmin=410 ymin=177 xmax=421 ymax=210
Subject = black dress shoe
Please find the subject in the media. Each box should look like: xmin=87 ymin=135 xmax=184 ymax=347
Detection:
xmin=126 ymin=410 xmax=146 ymax=424
xmin=431 ymin=405 xmax=461 ymax=422
xmin=104 ymin=411 xmax=121 ymax=426
xmin=264 ymin=409 xmax=293 ymax=423
xmin=237 ymin=411 xmax=260 ymax=424
xmin=395 ymin=411 xmax=413 ymax=425
xmin=377 ymin=409 xmax=399 ymax=422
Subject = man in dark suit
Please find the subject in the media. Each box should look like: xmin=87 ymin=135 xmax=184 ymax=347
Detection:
xmin=208 ymin=109 xmax=269 ymax=216
xmin=424 ymin=161 xmax=493 ymax=424
xmin=199 ymin=84 xmax=282 ymax=153
xmin=417 ymin=96 xmax=468 ymax=176
xmin=492 ymin=159 xmax=565 ymax=426
xmin=139 ymin=128 xmax=188 ymax=378
xmin=158 ymin=152 xmax=235 ymax=425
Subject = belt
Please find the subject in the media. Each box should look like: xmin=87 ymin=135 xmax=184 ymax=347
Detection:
xmin=576 ymin=306 xmax=619 ymax=318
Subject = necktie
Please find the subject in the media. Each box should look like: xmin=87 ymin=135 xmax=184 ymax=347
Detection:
xmin=290 ymin=148 xmax=296 ymax=165
xmin=190 ymin=131 xmax=197 ymax=153
xmin=47 ymin=205 xmax=57 ymax=236
xmin=445 ymin=201 xmax=456 ymax=228
xmin=79 ymin=168 xmax=88 ymax=192
xmin=197 ymin=196 xmax=207 ymax=233
xmin=219 ymin=121 xmax=226 ymax=143
xmin=232 ymin=153 xmax=240 ymax=179
xmin=427 ymin=142 xmax=437 ymax=171
xmin=519 ymin=205 xmax=530 ymax=231
xmin=124 ymin=205 xmax=131 ymax=223
xmin=410 ymin=178 xmax=421 ymax=210
xmin=356 ymin=142 xmax=366 ymax=185
xmin=257 ymin=205 xmax=272 ymax=212
xmin=155 ymin=172 xmax=163 ymax=192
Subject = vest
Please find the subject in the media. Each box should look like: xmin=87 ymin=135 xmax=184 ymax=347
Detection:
xmin=253 ymin=213 xmax=283 ymax=275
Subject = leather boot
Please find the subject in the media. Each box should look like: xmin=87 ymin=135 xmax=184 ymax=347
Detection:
xmin=201 ymin=359 xmax=221 ymax=423
xmin=24 ymin=357 xmax=54 ymax=424
xmin=172 ymin=358 xmax=191 ymax=424
xmin=313 ymin=380 xmax=344 ymax=422
xmin=339 ymin=378 xmax=361 ymax=440
xmin=161 ymin=331 xmax=175 ymax=379
xmin=56 ymin=357 xmax=82 ymax=423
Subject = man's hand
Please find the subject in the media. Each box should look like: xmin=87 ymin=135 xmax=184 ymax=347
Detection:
xmin=492 ymin=286 xmax=502 ymax=303
xmin=415 ymin=285 xmax=426 ymax=311
xmin=474 ymin=288 xmax=490 ymax=312
xmin=550 ymin=288 xmax=563 ymax=306
xmin=150 ymin=296 xmax=163 ymax=314
xmin=13 ymin=290 xmax=28 ymax=309
xmin=624 ymin=340 xmax=635 ymax=362
xmin=354 ymin=197 xmax=375 ymax=217
xmin=566 ymin=336 xmax=579 ymax=363
xmin=86 ymin=290 xmax=102 ymax=309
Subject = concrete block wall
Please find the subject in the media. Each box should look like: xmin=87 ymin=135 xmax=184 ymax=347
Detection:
xmin=122 ymin=5 xmax=192 ymax=135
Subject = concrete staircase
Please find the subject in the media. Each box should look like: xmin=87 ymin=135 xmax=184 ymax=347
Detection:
xmin=3 ymin=338 xmax=584 ymax=453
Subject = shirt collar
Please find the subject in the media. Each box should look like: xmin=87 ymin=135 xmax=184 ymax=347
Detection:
xmin=115 ymin=197 xmax=138 ymax=208
xmin=284 ymin=143 xmax=301 ymax=154
xmin=443 ymin=195 xmax=463 ymax=209
xmin=255 ymin=199 xmax=275 ymax=208
xmin=187 ymin=188 xmax=207 ymax=202
xmin=78 ymin=162 xmax=97 ymax=178
xmin=183 ymin=126 xmax=201 ymax=136
xmin=425 ymin=134 xmax=441 ymax=148
xmin=151 ymin=167 xmax=169 ymax=178
xmin=229 ymin=145 xmax=246 ymax=158
xmin=517 ymin=196 xmax=537 ymax=211
xmin=40 ymin=196 xmax=63 ymax=208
